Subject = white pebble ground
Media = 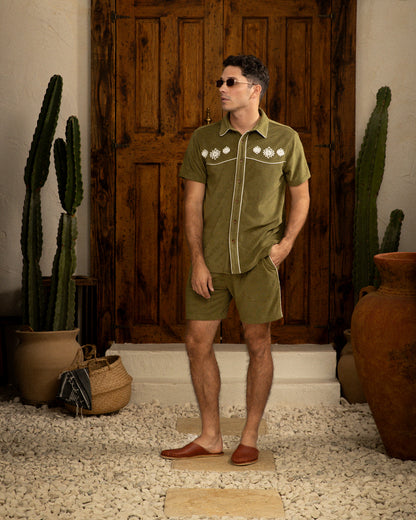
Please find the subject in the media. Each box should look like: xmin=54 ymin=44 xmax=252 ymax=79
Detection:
xmin=0 ymin=396 xmax=415 ymax=519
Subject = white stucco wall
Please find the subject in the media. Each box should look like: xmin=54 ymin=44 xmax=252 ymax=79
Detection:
xmin=0 ymin=0 xmax=91 ymax=315
xmin=0 ymin=0 xmax=415 ymax=316
xmin=356 ymin=0 xmax=416 ymax=252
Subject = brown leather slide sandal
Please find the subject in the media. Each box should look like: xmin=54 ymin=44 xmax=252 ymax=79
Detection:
xmin=161 ymin=441 xmax=224 ymax=460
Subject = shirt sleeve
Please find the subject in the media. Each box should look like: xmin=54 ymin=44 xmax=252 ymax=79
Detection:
xmin=179 ymin=130 xmax=207 ymax=184
xmin=283 ymin=131 xmax=311 ymax=186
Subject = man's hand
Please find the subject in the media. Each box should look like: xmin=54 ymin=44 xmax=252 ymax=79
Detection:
xmin=269 ymin=239 xmax=292 ymax=267
xmin=191 ymin=261 xmax=214 ymax=299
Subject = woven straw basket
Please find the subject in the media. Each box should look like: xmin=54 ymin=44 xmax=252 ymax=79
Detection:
xmin=66 ymin=347 xmax=132 ymax=415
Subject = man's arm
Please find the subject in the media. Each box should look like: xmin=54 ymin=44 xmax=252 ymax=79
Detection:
xmin=184 ymin=179 xmax=214 ymax=299
xmin=269 ymin=179 xmax=310 ymax=267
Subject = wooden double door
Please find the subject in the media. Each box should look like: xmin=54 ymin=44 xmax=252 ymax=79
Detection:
xmin=98 ymin=0 xmax=354 ymax=345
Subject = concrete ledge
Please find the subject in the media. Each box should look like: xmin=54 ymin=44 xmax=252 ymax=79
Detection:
xmin=109 ymin=343 xmax=336 ymax=379
xmin=130 ymin=379 xmax=340 ymax=408
xmin=108 ymin=343 xmax=340 ymax=407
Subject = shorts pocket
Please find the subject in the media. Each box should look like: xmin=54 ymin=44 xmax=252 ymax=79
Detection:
xmin=263 ymin=255 xmax=278 ymax=273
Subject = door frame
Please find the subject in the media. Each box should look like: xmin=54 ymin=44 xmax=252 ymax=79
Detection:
xmin=90 ymin=0 xmax=357 ymax=352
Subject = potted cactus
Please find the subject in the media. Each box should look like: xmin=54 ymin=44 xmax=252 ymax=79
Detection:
xmin=338 ymin=86 xmax=404 ymax=403
xmin=14 ymin=75 xmax=84 ymax=404
xmin=353 ymin=86 xmax=404 ymax=302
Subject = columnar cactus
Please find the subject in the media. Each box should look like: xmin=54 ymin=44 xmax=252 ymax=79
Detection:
xmin=21 ymin=76 xmax=84 ymax=331
xmin=45 ymin=116 xmax=83 ymax=330
xmin=353 ymin=86 xmax=404 ymax=302
xmin=21 ymin=75 xmax=63 ymax=330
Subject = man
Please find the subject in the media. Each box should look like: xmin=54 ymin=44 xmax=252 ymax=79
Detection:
xmin=161 ymin=55 xmax=310 ymax=465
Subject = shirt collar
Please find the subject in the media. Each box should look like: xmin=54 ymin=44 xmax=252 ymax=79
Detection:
xmin=219 ymin=109 xmax=269 ymax=138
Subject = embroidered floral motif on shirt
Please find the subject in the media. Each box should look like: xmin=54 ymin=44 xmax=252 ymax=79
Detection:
xmin=201 ymin=149 xmax=209 ymax=158
xmin=223 ymin=146 xmax=230 ymax=154
xmin=253 ymin=146 xmax=261 ymax=154
xmin=263 ymin=147 xmax=275 ymax=158
xmin=210 ymin=148 xmax=221 ymax=160
xmin=277 ymin=148 xmax=285 ymax=157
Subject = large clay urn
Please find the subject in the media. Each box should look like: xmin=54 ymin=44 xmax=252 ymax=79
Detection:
xmin=351 ymin=252 xmax=416 ymax=460
xmin=14 ymin=328 xmax=82 ymax=405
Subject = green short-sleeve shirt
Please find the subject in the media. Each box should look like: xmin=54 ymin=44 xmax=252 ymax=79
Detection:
xmin=179 ymin=109 xmax=310 ymax=274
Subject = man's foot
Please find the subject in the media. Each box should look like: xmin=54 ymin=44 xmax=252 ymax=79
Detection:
xmin=231 ymin=443 xmax=259 ymax=466
xmin=161 ymin=441 xmax=224 ymax=460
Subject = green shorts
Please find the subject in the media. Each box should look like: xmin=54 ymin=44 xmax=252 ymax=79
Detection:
xmin=185 ymin=256 xmax=282 ymax=324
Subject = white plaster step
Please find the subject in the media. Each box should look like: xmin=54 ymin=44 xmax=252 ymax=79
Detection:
xmin=107 ymin=343 xmax=340 ymax=407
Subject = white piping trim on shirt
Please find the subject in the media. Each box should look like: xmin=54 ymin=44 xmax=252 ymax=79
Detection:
xmin=236 ymin=139 xmax=248 ymax=273
xmin=247 ymin=158 xmax=286 ymax=165
xmin=229 ymin=152 xmax=239 ymax=273
xmin=228 ymin=134 xmax=248 ymax=274
xmin=207 ymin=157 xmax=284 ymax=167
xmin=205 ymin=158 xmax=237 ymax=166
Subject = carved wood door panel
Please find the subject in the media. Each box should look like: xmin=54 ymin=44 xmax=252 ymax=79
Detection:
xmin=115 ymin=0 xmax=223 ymax=342
xmin=221 ymin=0 xmax=332 ymax=343
xmin=112 ymin=0 xmax=336 ymax=344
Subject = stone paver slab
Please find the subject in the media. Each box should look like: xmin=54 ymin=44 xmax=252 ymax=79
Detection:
xmin=176 ymin=417 xmax=267 ymax=435
xmin=172 ymin=449 xmax=275 ymax=472
xmin=165 ymin=488 xmax=284 ymax=518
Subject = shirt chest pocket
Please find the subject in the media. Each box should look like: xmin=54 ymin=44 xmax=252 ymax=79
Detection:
xmin=244 ymin=160 xmax=285 ymax=193
xmin=205 ymin=159 xmax=237 ymax=190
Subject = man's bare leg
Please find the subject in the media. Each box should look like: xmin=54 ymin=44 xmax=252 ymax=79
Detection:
xmin=240 ymin=322 xmax=273 ymax=447
xmin=185 ymin=319 xmax=223 ymax=453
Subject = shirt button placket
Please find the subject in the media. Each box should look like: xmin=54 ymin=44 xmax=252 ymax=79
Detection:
xmin=230 ymin=134 xmax=246 ymax=274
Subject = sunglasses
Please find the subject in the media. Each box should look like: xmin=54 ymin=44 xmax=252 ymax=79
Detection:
xmin=216 ymin=78 xmax=255 ymax=88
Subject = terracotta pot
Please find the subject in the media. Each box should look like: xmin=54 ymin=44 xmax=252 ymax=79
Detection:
xmin=14 ymin=328 xmax=82 ymax=405
xmin=337 ymin=329 xmax=366 ymax=403
xmin=351 ymin=252 xmax=416 ymax=460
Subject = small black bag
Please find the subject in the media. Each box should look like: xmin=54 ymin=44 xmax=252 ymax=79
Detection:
xmin=58 ymin=367 xmax=92 ymax=410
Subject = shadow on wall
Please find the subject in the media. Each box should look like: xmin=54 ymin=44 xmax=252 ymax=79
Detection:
xmin=0 ymin=289 xmax=21 ymax=318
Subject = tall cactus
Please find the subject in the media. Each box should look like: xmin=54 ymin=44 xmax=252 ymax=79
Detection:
xmin=45 ymin=116 xmax=83 ymax=330
xmin=353 ymin=86 xmax=404 ymax=302
xmin=21 ymin=75 xmax=63 ymax=330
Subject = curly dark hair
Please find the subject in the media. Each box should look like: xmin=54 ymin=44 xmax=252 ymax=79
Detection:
xmin=223 ymin=55 xmax=269 ymax=99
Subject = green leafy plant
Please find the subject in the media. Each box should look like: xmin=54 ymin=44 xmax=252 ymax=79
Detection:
xmin=353 ymin=86 xmax=404 ymax=303
xmin=21 ymin=75 xmax=84 ymax=330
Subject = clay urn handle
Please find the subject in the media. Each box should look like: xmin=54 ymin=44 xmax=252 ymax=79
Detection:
xmin=359 ymin=285 xmax=376 ymax=299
